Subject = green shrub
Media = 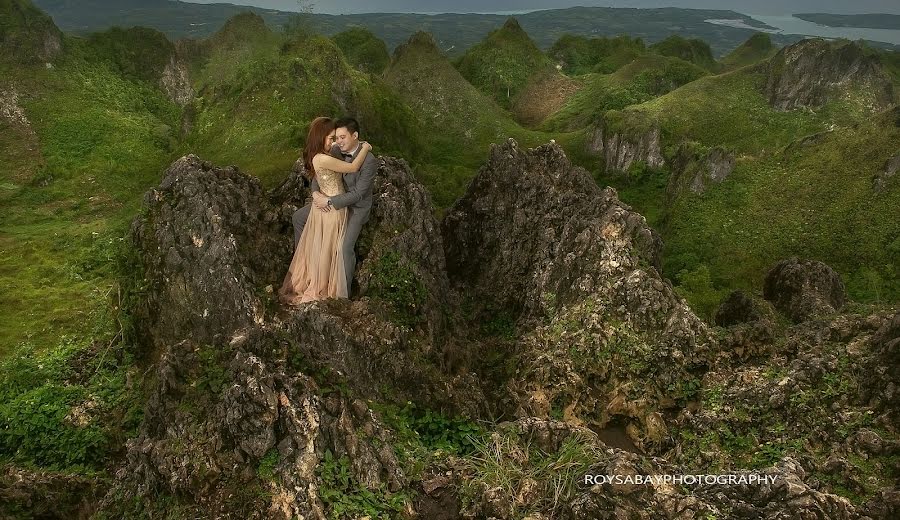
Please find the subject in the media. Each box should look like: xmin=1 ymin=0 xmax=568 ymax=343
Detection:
xmin=367 ymin=251 xmax=427 ymax=327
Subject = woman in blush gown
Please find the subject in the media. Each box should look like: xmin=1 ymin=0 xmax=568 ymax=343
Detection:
xmin=278 ymin=116 xmax=372 ymax=304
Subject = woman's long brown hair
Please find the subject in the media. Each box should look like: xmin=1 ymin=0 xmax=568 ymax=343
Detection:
xmin=303 ymin=116 xmax=335 ymax=180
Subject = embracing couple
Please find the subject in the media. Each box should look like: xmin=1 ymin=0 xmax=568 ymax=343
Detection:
xmin=278 ymin=116 xmax=377 ymax=305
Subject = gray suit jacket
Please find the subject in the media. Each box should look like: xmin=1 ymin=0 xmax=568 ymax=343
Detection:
xmin=311 ymin=143 xmax=378 ymax=216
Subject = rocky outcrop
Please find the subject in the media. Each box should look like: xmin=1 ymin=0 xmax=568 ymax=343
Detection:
xmin=0 ymin=466 xmax=101 ymax=519
xmin=62 ymin=143 xmax=898 ymax=519
xmin=763 ymin=257 xmax=847 ymax=323
xmin=104 ymin=336 xmax=408 ymax=519
xmin=715 ymin=289 xmax=768 ymax=327
xmin=106 ymin=152 xmax=492 ymax=516
xmin=455 ymin=419 xmax=864 ymax=520
xmin=0 ymin=87 xmax=30 ymax=127
xmin=160 ymin=55 xmax=194 ymax=106
xmin=442 ymin=138 xmax=710 ymax=448
xmin=873 ymin=154 xmax=900 ymax=192
xmin=861 ymin=310 xmax=900 ymax=428
xmin=355 ymin=156 xmax=455 ymax=343
xmin=666 ymin=142 xmax=735 ymax=200
xmin=129 ymin=155 xmax=290 ymax=357
xmin=587 ymin=116 xmax=665 ymax=174
xmin=443 ymin=138 xmax=663 ymax=325
xmin=764 ymin=39 xmax=895 ymax=111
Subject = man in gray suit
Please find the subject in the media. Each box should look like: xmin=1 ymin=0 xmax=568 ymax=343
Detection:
xmin=292 ymin=117 xmax=378 ymax=293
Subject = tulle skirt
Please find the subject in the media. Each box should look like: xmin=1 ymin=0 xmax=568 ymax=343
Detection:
xmin=278 ymin=206 xmax=348 ymax=304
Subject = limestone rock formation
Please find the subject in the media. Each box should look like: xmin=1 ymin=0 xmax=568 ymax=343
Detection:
xmin=160 ymin=54 xmax=195 ymax=106
xmin=443 ymin=138 xmax=663 ymax=326
xmin=715 ymin=289 xmax=769 ymax=327
xmin=763 ymin=257 xmax=847 ymax=323
xmin=587 ymin=118 xmax=665 ymax=174
xmin=873 ymin=153 xmax=900 ymax=192
xmin=107 ymin=152 xmax=491 ymax=516
xmin=764 ymin=39 xmax=895 ymax=111
xmin=861 ymin=310 xmax=900 ymax=428
xmin=129 ymin=155 xmax=290 ymax=356
xmin=442 ymin=138 xmax=710 ymax=448
xmin=52 ymin=143 xmax=896 ymax=519
xmin=666 ymin=142 xmax=735 ymax=200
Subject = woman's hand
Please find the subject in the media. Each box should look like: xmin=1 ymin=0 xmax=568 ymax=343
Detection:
xmin=362 ymin=141 xmax=373 ymax=152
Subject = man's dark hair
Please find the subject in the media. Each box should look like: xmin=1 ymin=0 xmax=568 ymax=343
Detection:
xmin=334 ymin=117 xmax=360 ymax=135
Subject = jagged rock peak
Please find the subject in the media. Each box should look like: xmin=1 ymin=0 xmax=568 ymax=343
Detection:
xmin=765 ymin=38 xmax=895 ymax=111
xmin=442 ymin=138 xmax=663 ymax=325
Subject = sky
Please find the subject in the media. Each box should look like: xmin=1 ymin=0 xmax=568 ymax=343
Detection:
xmin=181 ymin=0 xmax=900 ymax=16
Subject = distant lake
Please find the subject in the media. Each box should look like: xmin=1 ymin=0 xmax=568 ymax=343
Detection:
xmin=707 ymin=14 xmax=900 ymax=45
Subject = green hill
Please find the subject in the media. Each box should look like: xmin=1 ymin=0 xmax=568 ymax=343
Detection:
xmin=540 ymin=54 xmax=708 ymax=131
xmin=0 ymin=0 xmax=62 ymax=64
xmin=85 ymin=26 xmax=176 ymax=86
xmin=332 ymin=26 xmax=390 ymax=74
xmin=384 ymin=31 xmax=562 ymax=207
xmin=184 ymin=14 xmax=422 ymax=187
xmin=548 ymin=34 xmax=646 ymax=75
xmin=721 ymin=32 xmax=777 ymax=71
xmin=454 ymin=17 xmax=552 ymax=109
xmin=649 ymin=34 xmax=719 ymax=72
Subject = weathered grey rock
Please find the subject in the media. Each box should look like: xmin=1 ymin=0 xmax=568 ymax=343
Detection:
xmin=104 ymin=336 xmax=406 ymax=519
xmin=873 ymin=154 xmax=900 ymax=192
xmin=715 ymin=290 xmax=765 ymax=327
xmin=667 ymin=142 xmax=735 ymax=199
xmin=763 ymin=257 xmax=846 ymax=323
xmin=456 ymin=419 xmax=865 ymax=520
xmin=765 ymin=39 xmax=894 ymax=111
xmin=441 ymin=139 xmax=711 ymax=444
xmin=0 ymin=466 xmax=102 ymax=519
xmin=587 ymin=119 xmax=665 ymax=174
xmin=442 ymin=138 xmax=663 ymax=326
xmin=160 ymin=54 xmax=194 ymax=106
xmin=129 ymin=154 xmax=291 ymax=357
xmin=355 ymin=156 xmax=455 ymax=344
xmin=861 ymin=310 xmax=900 ymax=428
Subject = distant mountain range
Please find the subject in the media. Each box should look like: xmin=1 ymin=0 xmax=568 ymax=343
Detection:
xmin=27 ymin=0 xmax=862 ymax=57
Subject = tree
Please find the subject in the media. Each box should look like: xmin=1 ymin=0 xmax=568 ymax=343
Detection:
xmin=284 ymin=0 xmax=316 ymax=39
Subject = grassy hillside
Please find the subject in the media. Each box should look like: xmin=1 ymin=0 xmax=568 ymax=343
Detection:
xmin=589 ymin=51 xmax=900 ymax=313
xmin=186 ymin=15 xmax=421 ymax=187
xmin=649 ymin=34 xmax=719 ymax=72
xmin=0 ymin=39 xmax=181 ymax=358
xmin=548 ymin=34 xmax=646 ymax=76
xmin=539 ymin=54 xmax=708 ymax=131
xmin=383 ymin=31 xmax=575 ymax=207
xmin=721 ymin=33 xmax=777 ymax=71
xmin=454 ymin=17 xmax=552 ymax=109
xmin=332 ymin=26 xmax=390 ymax=74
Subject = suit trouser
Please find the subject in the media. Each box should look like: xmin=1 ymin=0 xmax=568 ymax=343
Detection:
xmin=292 ymin=204 xmax=368 ymax=290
